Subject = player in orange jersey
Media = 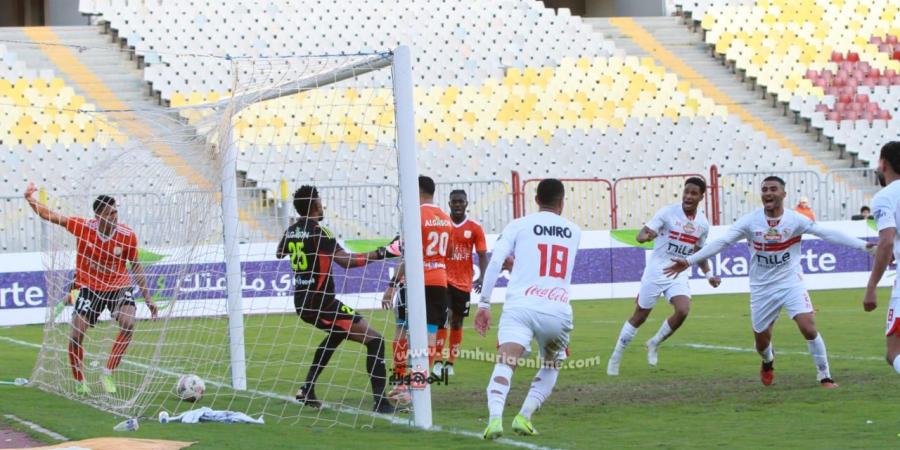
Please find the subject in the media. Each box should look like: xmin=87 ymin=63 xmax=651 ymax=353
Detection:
xmin=24 ymin=183 xmax=156 ymax=395
xmin=432 ymin=189 xmax=487 ymax=376
xmin=382 ymin=176 xmax=452 ymax=401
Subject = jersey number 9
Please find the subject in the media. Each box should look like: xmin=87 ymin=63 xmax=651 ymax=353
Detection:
xmin=287 ymin=241 xmax=308 ymax=271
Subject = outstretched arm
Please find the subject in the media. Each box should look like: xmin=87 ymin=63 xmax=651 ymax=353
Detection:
xmin=664 ymin=225 xmax=746 ymax=277
xmin=864 ymin=227 xmax=895 ymax=312
xmin=806 ymin=223 xmax=871 ymax=251
xmin=24 ymin=183 xmax=68 ymax=227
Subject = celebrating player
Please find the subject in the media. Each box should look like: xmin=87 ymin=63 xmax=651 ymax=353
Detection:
xmin=381 ymin=176 xmax=452 ymax=396
xmin=607 ymin=177 xmax=721 ymax=375
xmin=863 ymin=141 xmax=900 ymax=375
xmin=476 ymin=179 xmax=581 ymax=439
xmin=24 ymin=182 xmax=156 ymax=395
xmin=277 ymin=185 xmax=397 ymax=413
xmin=665 ymin=176 xmax=874 ymax=387
xmin=432 ymin=189 xmax=488 ymax=377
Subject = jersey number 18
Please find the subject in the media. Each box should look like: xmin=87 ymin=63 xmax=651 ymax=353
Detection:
xmin=538 ymin=243 xmax=568 ymax=279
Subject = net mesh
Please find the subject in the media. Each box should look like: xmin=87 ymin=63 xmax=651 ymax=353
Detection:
xmin=31 ymin=52 xmax=410 ymax=428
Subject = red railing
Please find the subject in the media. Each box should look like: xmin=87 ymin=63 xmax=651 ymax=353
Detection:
xmin=511 ymin=168 xmax=723 ymax=229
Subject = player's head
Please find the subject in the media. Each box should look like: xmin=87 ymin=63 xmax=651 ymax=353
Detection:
xmin=293 ymin=185 xmax=323 ymax=220
xmin=418 ymin=175 xmax=436 ymax=203
xmin=448 ymin=189 xmax=467 ymax=219
xmin=681 ymin=177 xmax=706 ymax=212
xmin=535 ymin=178 xmax=565 ymax=213
xmin=92 ymin=195 xmax=118 ymax=228
xmin=860 ymin=205 xmax=871 ymax=216
xmin=877 ymin=141 xmax=900 ymax=186
xmin=760 ymin=176 xmax=786 ymax=213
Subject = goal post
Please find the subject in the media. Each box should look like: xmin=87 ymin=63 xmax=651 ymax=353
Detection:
xmin=30 ymin=46 xmax=433 ymax=429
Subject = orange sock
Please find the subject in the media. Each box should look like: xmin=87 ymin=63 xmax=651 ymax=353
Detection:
xmin=106 ymin=331 xmax=132 ymax=371
xmin=428 ymin=344 xmax=436 ymax=367
xmin=434 ymin=328 xmax=447 ymax=363
xmin=448 ymin=327 xmax=463 ymax=364
xmin=392 ymin=338 xmax=408 ymax=377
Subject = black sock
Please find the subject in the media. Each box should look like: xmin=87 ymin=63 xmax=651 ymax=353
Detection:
xmin=305 ymin=332 xmax=348 ymax=389
xmin=365 ymin=336 xmax=387 ymax=402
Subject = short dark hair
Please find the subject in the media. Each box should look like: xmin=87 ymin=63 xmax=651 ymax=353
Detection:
xmin=861 ymin=205 xmax=871 ymax=213
xmin=536 ymin=178 xmax=565 ymax=205
xmin=293 ymin=185 xmax=319 ymax=216
xmin=92 ymin=195 xmax=115 ymax=215
xmin=418 ymin=175 xmax=436 ymax=196
xmin=880 ymin=141 xmax=900 ymax=174
xmin=449 ymin=189 xmax=467 ymax=198
xmin=762 ymin=175 xmax=786 ymax=187
xmin=684 ymin=177 xmax=706 ymax=194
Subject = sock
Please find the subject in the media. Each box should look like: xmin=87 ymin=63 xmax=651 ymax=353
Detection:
xmin=648 ymin=320 xmax=674 ymax=346
xmin=613 ymin=321 xmax=639 ymax=356
xmin=519 ymin=367 xmax=560 ymax=420
xmin=392 ymin=338 xmax=408 ymax=377
xmin=806 ymin=333 xmax=831 ymax=381
xmin=448 ymin=328 xmax=463 ymax=364
xmin=305 ymin=332 xmax=347 ymax=388
xmin=758 ymin=343 xmax=774 ymax=363
xmin=365 ymin=337 xmax=387 ymax=402
xmin=893 ymin=355 xmax=900 ymax=374
xmin=434 ymin=328 xmax=447 ymax=363
xmin=68 ymin=340 xmax=84 ymax=382
xmin=486 ymin=364 xmax=514 ymax=421
xmin=106 ymin=331 xmax=132 ymax=372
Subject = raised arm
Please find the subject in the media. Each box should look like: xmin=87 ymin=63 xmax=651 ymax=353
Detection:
xmin=24 ymin=182 xmax=68 ymax=227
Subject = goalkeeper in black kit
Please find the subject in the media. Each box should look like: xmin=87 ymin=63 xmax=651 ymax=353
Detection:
xmin=277 ymin=185 xmax=399 ymax=413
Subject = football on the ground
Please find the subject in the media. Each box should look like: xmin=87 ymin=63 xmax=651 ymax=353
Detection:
xmin=176 ymin=374 xmax=205 ymax=402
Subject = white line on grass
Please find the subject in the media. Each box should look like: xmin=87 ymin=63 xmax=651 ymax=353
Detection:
xmin=2 ymin=414 xmax=68 ymax=442
xmin=0 ymin=335 xmax=557 ymax=450
xmin=673 ymin=343 xmax=884 ymax=361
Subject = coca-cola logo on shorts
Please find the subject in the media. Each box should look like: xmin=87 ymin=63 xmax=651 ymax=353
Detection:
xmin=524 ymin=285 xmax=569 ymax=303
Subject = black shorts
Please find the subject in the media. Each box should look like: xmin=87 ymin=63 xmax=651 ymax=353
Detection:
xmin=295 ymin=291 xmax=362 ymax=332
xmin=447 ymin=285 xmax=472 ymax=318
xmin=396 ymin=285 xmax=449 ymax=328
xmin=74 ymin=288 xmax=135 ymax=327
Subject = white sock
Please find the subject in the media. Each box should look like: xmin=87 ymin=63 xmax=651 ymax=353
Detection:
xmin=613 ymin=321 xmax=639 ymax=356
xmin=486 ymin=364 xmax=513 ymax=421
xmin=648 ymin=320 xmax=673 ymax=346
xmin=102 ymin=367 xmax=112 ymax=376
xmin=758 ymin=343 xmax=774 ymax=363
xmin=806 ymin=333 xmax=831 ymax=381
xmin=892 ymin=355 xmax=900 ymax=374
xmin=519 ymin=367 xmax=560 ymax=420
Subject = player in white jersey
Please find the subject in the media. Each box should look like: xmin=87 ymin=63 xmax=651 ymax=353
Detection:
xmin=665 ymin=176 xmax=874 ymax=387
xmin=475 ymin=179 xmax=581 ymax=439
xmin=863 ymin=141 xmax=900 ymax=375
xmin=607 ymin=177 xmax=721 ymax=375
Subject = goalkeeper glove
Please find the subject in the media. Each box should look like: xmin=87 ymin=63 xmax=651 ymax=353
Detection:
xmin=374 ymin=235 xmax=403 ymax=259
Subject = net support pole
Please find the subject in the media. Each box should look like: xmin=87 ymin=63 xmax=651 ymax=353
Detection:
xmin=221 ymin=109 xmax=247 ymax=391
xmin=392 ymin=45 xmax=432 ymax=429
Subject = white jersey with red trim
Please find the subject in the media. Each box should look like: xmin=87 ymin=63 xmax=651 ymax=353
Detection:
xmin=871 ymin=179 xmax=900 ymax=283
xmin=686 ymin=208 xmax=868 ymax=289
xmin=642 ymin=204 xmax=709 ymax=283
xmin=480 ymin=211 xmax=582 ymax=319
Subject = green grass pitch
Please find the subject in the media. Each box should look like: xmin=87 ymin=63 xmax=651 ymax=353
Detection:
xmin=1 ymin=287 xmax=898 ymax=449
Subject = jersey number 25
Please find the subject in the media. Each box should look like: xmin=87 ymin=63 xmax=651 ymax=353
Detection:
xmin=538 ymin=243 xmax=568 ymax=279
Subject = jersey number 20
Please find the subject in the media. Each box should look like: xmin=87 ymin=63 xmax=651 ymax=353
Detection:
xmin=538 ymin=243 xmax=568 ymax=279
xmin=425 ymin=231 xmax=449 ymax=257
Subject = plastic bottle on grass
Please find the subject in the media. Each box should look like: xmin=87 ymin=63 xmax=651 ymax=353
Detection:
xmin=113 ymin=418 xmax=139 ymax=432
xmin=14 ymin=378 xmax=28 ymax=386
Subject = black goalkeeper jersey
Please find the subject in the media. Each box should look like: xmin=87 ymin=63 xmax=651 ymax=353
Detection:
xmin=277 ymin=218 xmax=340 ymax=298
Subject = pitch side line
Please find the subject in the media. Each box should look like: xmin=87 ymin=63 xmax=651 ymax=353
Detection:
xmin=674 ymin=342 xmax=884 ymax=361
xmin=0 ymin=335 xmax=558 ymax=450
xmin=2 ymin=414 xmax=68 ymax=442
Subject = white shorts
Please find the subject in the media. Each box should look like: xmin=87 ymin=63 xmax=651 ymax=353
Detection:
xmin=886 ymin=295 xmax=900 ymax=336
xmin=497 ymin=307 xmax=572 ymax=361
xmin=636 ymin=277 xmax=691 ymax=310
xmin=750 ymin=284 xmax=813 ymax=333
